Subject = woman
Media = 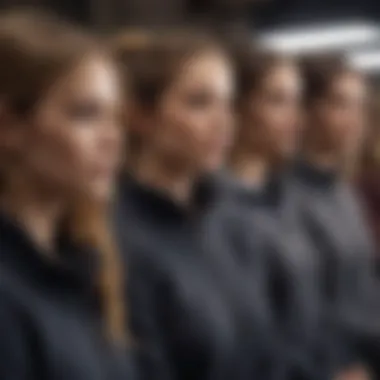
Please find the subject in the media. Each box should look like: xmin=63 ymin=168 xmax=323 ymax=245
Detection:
xmin=229 ymin=45 xmax=301 ymax=187
xmin=113 ymin=32 xmax=279 ymax=380
xmin=295 ymin=54 xmax=377 ymax=379
xmin=227 ymin=42 xmax=347 ymax=380
xmin=0 ymin=9 xmax=132 ymax=380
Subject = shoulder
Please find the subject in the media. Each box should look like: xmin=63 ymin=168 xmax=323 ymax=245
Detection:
xmin=0 ymin=262 xmax=37 ymax=306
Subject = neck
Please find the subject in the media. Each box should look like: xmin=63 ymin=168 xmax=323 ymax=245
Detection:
xmin=302 ymin=148 xmax=341 ymax=173
xmin=0 ymin=183 xmax=64 ymax=252
xmin=132 ymin=152 xmax=195 ymax=205
xmin=230 ymin=150 xmax=269 ymax=189
xmin=302 ymin=129 xmax=343 ymax=172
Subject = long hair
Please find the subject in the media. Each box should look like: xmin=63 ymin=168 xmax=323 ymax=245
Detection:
xmin=0 ymin=9 xmax=126 ymax=345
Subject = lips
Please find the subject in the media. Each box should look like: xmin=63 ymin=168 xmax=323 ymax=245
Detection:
xmin=92 ymin=162 xmax=117 ymax=179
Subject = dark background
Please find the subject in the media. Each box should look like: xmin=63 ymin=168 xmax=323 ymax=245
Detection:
xmin=1 ymin=0 xmax=379 ymax=32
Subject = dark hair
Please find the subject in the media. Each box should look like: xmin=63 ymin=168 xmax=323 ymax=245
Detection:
xmin=110 ymin=29 xmax=156 ymax=99
xmin=113 ymin=30 xmax=229 ymax=164
xmin=0 ymin=9 xmax=126 ymax=345
xmin=300 ymin=54 xmax=358 ymax=106
xmin=115 ymin=30 xmax=229 ymax=110
xmin=229 ymin=39 xmax=295 ymax=107
xmin=227 ymin=39 xmax=297 ymax=165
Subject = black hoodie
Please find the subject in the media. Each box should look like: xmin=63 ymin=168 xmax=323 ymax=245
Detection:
xmin=115 ymin=174 xmax=283 ymax=380
xmin=0 ymin=212 xmax=134 ymax=380
xmin=292 ymin=160 xmax=380 ymax=374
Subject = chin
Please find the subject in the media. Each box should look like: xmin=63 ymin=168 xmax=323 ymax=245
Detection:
xmin=86 ymin=182 xmax=114 ymax=203
xmin=203 ymin=158 xmax=224 ymax=174
xmin=279 ymin=143 xmax=297 ymax=158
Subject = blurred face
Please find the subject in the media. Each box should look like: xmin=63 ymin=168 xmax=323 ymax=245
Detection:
xmin=7 ymin=56 xmax=123 ymax=201
xmin=243 ymin=62 xmax=302 ymax=161
xmin=147 ymin=52 xmax=234 ymax=173
xmin=310 ymin=72 xmax=367 ymax=155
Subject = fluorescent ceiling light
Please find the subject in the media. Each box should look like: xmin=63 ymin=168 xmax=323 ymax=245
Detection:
xmin=349 ymin=50 xmax=380 ymax=73
xmin=259 ymin=22 xmax=380 ymax=54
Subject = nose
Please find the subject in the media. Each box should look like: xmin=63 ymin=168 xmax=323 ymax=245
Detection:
xmin=215 ymin=101 xmax=234 ymax=130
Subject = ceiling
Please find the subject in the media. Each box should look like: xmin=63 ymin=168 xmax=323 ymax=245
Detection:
xmin=251 ymin=0 xmax=380 ymax=30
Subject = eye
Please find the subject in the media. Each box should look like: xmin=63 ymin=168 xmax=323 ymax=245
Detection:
xmin=65 ymin=100 xmax=102 ymax=121
xmin=264 ymin=87 xmax=288 ymax=105
xmin=183 ymin=90 xmax=213 ymax=109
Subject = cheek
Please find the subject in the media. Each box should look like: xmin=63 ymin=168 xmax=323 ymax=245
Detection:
xmin=159 ymin=108 xmax=207 ymax=154
xmin=328 ymin=111 xmax=348 ymax=136
xmin=255 ymin=106 xmax=297 ymax=151
xmin=255 ymin=106 xmax=282 ymax=137
xmin=265 ymin=103 xmax=290 ymax=126
xmin=26 ymin=125 xmax=93 ymax=190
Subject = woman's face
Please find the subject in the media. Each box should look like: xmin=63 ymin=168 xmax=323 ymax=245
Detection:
xmin=10 ymin=56 xmax=123 ymax=201
xmin=244 ymin=62 xmax=302 ymax=161
xmin=148 ymin=52 xmax=234 ymax=174
xmin=310 ymin=72 xmax=367 ymax=156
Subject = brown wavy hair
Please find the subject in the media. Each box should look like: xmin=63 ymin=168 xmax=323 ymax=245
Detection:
xmin=0 ymin=9 xmax=126 ymax=345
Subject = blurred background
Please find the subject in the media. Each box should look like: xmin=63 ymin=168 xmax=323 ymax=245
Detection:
xmin=2 ymin=0 xmax=380 ymax=77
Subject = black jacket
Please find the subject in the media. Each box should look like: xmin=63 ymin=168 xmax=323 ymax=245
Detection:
xmin=0 ymin=212 xmax=133 ymax=380
xmin=115 ymin=174 xmax=282 ymax=380
xmin=292 ymin=160 xmax=380 ymax=373
xmin=225 ymin=172 xmax=348 ymax=380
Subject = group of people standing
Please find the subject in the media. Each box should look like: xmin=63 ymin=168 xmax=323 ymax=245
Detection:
xmin=0 ymin=7 xmax=378 ymax=380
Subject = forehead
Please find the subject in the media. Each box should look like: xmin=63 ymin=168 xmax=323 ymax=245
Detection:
xmin=330 ymin=72 xmax=366 ymax=97
xmin=263 ymin=63 xmax=300 ymax=88
xmin=49 ymin=56 xmax=120 ymax=101
xmin=174 ymin=53 xmax=232 ymax=90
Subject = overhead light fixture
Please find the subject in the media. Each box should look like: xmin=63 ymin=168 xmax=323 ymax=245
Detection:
xmin=349 ymin=50 xmax=380 ymax=73
xmin=259 ymin=22 xmax=380 ymax=54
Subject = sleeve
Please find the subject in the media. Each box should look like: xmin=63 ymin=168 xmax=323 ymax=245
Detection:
xmin=0 ymin=294 xmax=33 ymax=380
